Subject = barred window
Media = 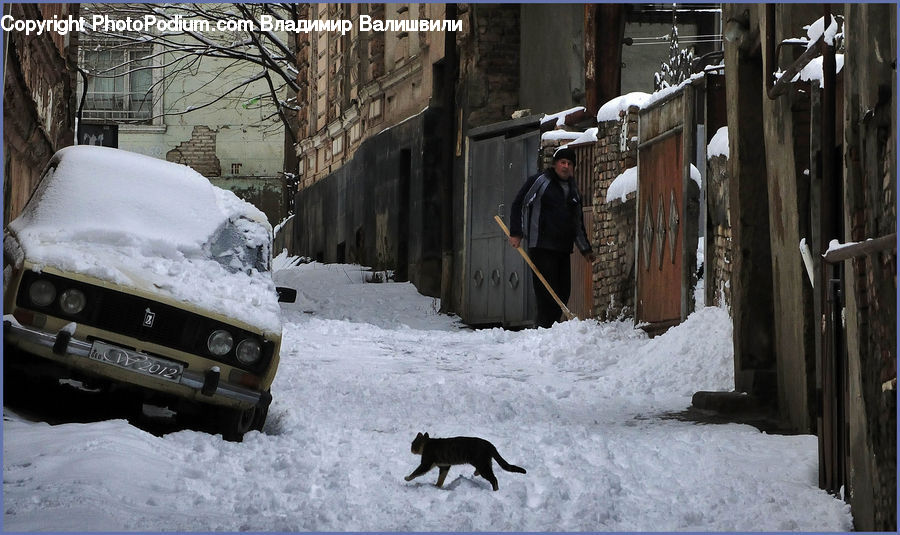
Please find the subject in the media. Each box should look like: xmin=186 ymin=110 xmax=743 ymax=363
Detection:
xmin=80 ymin=41 xmax=155 ymax=123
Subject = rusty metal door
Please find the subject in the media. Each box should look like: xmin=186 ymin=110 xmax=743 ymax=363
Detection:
xmin=635 ymin=85 xmax=698 ymax=334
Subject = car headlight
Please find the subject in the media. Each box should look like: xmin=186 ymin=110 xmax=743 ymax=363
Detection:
xmin=235 ymin=338 xmax=262 ymax=365
xmin=59 ymin=288 xmax=87 ymax=315
xmin=28 ymin=279 xmax=56 ymax=307
xmin=207 ymin=330 xmax=234 ymax=356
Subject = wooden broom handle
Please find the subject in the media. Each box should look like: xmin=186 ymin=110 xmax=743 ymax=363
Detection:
xmin=494 ymin=215 xmax=576 ymax=321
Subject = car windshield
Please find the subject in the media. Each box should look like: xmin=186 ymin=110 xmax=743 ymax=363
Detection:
xmin=207 ymin=216 xmax=271 ymax=274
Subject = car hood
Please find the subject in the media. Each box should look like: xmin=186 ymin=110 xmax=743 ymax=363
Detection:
xmin=6 ymin=146 xmax=282 ymax=335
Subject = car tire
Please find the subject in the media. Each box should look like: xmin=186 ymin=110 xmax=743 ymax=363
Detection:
xmin=217 ymin=391 xmax=271 ymax=442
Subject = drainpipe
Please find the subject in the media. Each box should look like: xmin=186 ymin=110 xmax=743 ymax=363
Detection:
xmin=820 ymin=4 xmax=844 ymax=495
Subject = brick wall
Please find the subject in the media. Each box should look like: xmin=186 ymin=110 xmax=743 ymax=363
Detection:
xmin=592 ymin=109 xmax=638 ymax=320
xmin=461 ymin=4 xmax=521 ymax=127
xmin=165 ymin=126 xmax=222 ymax=177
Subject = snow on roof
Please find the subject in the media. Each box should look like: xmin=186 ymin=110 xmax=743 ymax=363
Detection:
xmin=708 ymin=126 xmax=729 ymax=159
xmin=541 ymin=130 xmax=582 ymax=142
xmin=540 ymin=106 xmax=586 ymax=127
xmin=596 ymin=92 xmax=652 ymax=122
xmin=7 ymin=145 xmax=282 ymax=334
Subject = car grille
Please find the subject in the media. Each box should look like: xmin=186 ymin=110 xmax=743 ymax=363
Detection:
xmin=16 ymin=270 xmax=274 ymax=374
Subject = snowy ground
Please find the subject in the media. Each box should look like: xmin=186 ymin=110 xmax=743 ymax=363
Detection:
xmin=3 ymin=260 xmax=853 ymax=531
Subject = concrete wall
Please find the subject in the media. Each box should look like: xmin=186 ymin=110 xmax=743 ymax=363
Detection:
xmin=722 ymin=3 xmax=777 ymax=401
xmin=291 ymin=110 xmax=441 ymax=296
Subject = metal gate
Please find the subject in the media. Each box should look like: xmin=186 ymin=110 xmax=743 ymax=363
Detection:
xmin=464 ymin=117 xmax=541 ymax=327
xmin=635 ymin=84 xmax=699 ymax=334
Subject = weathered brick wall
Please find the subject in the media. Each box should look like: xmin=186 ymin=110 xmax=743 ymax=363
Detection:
xmin=165 ymin=125 xmax=222 ymax=177
xmin=592 ymin=109 xmax=638 ymax=320
xmin=706 ymin=153 xmax=733 ymax=308
xmin=460 ymin=4 xmax=520 ymax=127
xmin=3 ymin=3 xmax=78 ymax=226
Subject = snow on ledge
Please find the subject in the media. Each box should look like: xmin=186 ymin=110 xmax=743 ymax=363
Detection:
xmin=708 ymin=126 xmax=729 ymax=159
xmin=541 ymin=106 xmax=586 ymax=128
xmin=597 ymin=92 xmax=651 ymax=123
xmin=541 ymin=130 xmax=582 ymax=142
xmin=606 ymin=167 xmax=637 ymax=204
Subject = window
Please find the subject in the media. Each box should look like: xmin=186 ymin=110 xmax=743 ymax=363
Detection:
xmin=79 ymin=38 xmax=157 ymax=124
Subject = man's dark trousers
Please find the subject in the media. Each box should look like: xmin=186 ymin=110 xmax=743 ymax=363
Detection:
xmin=528 ymin=247 xmax=571 ymax=328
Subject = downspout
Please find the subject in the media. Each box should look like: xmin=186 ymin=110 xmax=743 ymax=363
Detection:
xmin=819 ymin=3 xmax=845 ymax=499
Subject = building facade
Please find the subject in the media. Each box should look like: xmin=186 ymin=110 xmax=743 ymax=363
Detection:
xmin=76 ymin=7 xmax=289 ymax=225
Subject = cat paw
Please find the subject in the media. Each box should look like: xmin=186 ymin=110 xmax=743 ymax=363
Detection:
xmin=404 ymin=475 xmax=414 ymax=481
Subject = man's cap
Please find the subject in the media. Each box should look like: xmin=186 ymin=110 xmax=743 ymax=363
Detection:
xmin=553 ymin=146 xmax=577 ymax=167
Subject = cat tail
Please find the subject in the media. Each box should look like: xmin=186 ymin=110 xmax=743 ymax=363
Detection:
xmin=492 ymin=447 xmax=526 ymax=474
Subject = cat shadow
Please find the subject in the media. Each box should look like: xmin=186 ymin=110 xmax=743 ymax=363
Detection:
xmin=420 ymin=474 xmax=489 ymax=491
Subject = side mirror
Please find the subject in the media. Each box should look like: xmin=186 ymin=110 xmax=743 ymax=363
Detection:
xmin=276 ymin=286 xmax=297 ymax=303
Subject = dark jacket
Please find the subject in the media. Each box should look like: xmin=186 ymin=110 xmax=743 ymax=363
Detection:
xmin=509 ymin=168 xmax=592 ymax=255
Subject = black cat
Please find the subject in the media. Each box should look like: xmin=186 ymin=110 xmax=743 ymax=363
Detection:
xmin=404 ymin=432 xmax=526 ymax=491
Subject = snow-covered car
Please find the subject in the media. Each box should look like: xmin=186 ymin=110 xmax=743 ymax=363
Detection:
xmin=3 ymin=145 xmax=295 ymax=441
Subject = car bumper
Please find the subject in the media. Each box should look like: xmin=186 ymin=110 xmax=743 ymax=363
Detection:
xmin=3 ymin=317 xmax=265 ymax=407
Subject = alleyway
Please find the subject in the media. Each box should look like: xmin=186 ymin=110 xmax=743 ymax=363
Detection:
xmin=3 ymin=260 xmax=853 ymax=531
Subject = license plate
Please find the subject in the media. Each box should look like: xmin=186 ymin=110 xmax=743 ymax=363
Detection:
xmin=88 ymin=341 xmax=183 ymax=382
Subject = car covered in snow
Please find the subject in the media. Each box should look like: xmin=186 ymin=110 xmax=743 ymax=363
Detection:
xmin=3 ymin=145 xmax=295 ymax=441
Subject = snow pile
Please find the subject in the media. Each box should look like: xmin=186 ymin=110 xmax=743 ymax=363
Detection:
xmin=9 ymin=145 xmax=223 ymax=251
xmin=6 ymin=145 xmax=281 ymax=333
xmin=3 ymin=261 xmax=854 ymax=531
